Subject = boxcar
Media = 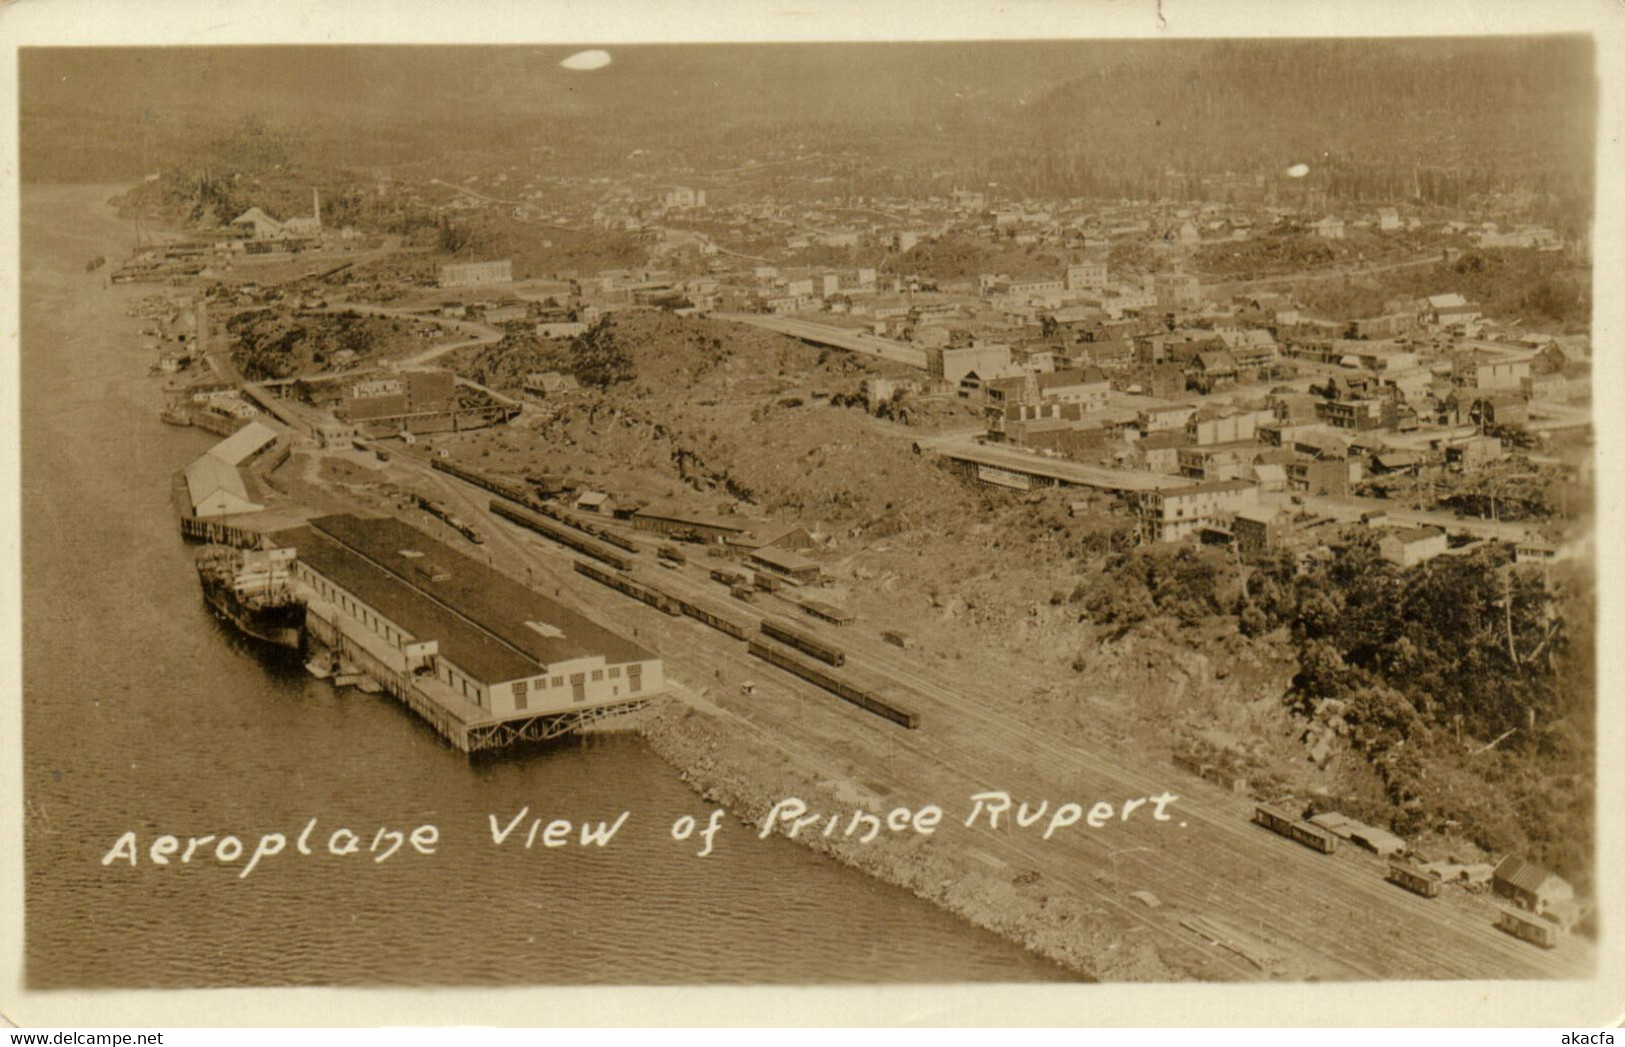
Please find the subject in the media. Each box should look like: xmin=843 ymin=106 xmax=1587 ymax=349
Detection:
xmin=1387 ymin=862 xmax=1441 ymax=899
xmin=746 ymin=638 xmax=918 ymax=730
xmin=760 ymin=618 xmax=845 ymax=667
xmin=1253 ymin=804 xmax=1338 ymax=854
xmin=1495 ymin=908 xmax=1558 ymax=949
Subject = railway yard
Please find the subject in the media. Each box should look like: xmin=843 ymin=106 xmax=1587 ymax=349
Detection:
xmin=358 ymin=450 xmax=1595 ymax=982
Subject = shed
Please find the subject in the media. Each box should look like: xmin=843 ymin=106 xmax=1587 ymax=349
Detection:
xmin=747 ymin=545 xmax=821 ymax=585
xmin=1492 ymin=855 xmax=1575 ymax=914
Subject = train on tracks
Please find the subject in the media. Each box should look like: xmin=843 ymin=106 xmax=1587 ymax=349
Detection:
xmin=492 ymin=500 xmax=635 ymax=571
xmin=1386 ymin=862 xmax=1442 ymax=899
xmin=572 ymin=560 xmax=754 ymax=639
xmin=760 ymin=618 xmax=845 ymax=667
xmin=548 ymin=524 xmax=919 ymax=730
xmin=412 ymin=493 xmax=484 ymax=545
xmin=1494 ymin=907 xmax=1558 ymax=948
xmin=573 ymin=560 xmax=682 ymax=616
xmin=1252 ymin=804 xmax=1339 ymax=854
xmin=432 ymin=457 xmax=533 ymax=504
xmin=747 ymin=638 xmax=919 ymax=729
xmin=434 ymin=459 xmax=640 ymax=552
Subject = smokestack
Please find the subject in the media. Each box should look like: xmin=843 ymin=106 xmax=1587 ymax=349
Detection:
xmin=313 ymin=188 xmax=321 ymax=227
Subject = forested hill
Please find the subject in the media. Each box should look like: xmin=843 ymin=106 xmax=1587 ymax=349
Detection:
xmin=20 ymin=38 xmax=1594 ymax=222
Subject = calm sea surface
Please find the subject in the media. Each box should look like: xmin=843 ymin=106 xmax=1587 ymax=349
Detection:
xmin=20 ymin=185 xmax=1074 ymax=988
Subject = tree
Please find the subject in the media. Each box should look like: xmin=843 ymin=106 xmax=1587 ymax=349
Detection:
xmin=569 ymin=318 xmax=636 ymax=390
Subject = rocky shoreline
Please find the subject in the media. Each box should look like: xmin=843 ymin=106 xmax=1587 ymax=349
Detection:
xmin=636 ymin=697 xmax=1188 ymax=983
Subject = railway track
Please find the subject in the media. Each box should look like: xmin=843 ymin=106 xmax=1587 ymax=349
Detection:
xmin=418 ymin=464 xmax=1590 ymax=980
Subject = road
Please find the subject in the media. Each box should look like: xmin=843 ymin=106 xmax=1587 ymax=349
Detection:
xmin=1271 ymin=490 xmax=1537 ymax=543
xmin=715 ymin=313 xmax=929 ymax=369
xmin=315 ymin=301 xmax=504 ymax=367
xmin=397 ymin=459 xmax=1590 ymax=981
xmin=931 ymin=437 xmax=1191 ymax=493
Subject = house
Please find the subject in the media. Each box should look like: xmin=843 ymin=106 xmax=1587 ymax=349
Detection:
xmin=1369 ymin=450 xmax=1422 ymax=476
xmin=1136 ymin=479 xmax=1260 ymax=543
xmin=1492 ymin=855 xmax=1575 ymax=916
xmin=1378 ymin=526 xmax=1447 ymax=567
xmin=574 ymin=491 xmax=614 ymax=515
xmin=1469 ymin=392 xmax=1530 ymax=431
xmin=1313 ymin=216 xmax=1346 ymax=240
xmin=1456 ymin=353 xmax=1531 ymax=392
xmin=523 ymin=371 xmax=580 ymax=399
xmin=1139 ymin=402 xmax=1198 ymax=433
xmin=1127 ymin=430 xmax=1187 ymax=473
xmin=1232 ymin=506 xmax=1284 ymax=554
xmin=229 ymin=207 xmax=284 ymax=240
xmin=1445 ymin=434 xmax=1506 ymax=471
xmin=1423 ymin=293 xmax=1482 ymax=326
xmin=1187 ymin=350 xmax=1239 ymax=394
xmin=1036 ymin=367 xmax=1110 ymax=410
xmin=536 ymin=321 xmax=588 ymax=339
xmin=1215 ymin=328 xmax=1278 ymax=370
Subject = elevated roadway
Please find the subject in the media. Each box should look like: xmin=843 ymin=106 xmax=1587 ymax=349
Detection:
xmin=715 ymin=312 xmax=929 ymax=370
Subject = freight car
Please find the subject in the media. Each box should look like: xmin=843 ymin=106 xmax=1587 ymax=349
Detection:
xmin=413 ymin=493 xmax=483 ymax=545
xmin=491 ymin=501 xmax=635 ymax=571
xmin=431 ymin=458 xmax=533 ymax=506
xmin=1252 ymin=805 xmax=1338 ymax=854
xmin=747 ymin=638 xmax=919 ymax=729
xmin=572 ymin=560 xmax=682 ymax=616
xmin=1386 ymin=862 xmax=1442 ymax=899
xmin=760 ymin=618 xmax=845 ymax=667
xmin=676 ymin=595 xmax=751 ymax=640
xmin=711 ymin=568 xmax=747 ymax=587
xmin=1494 ymin=908 xmax=1558 ymax=948
xmin=434 ymin=460 xmax=643 ymax=553
xmin=658 ymin=544 xmax=687 ymax=565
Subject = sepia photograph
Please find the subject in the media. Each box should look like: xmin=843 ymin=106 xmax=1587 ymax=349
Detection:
xmin=3 ymin=0 xmax=1621 ymax=1029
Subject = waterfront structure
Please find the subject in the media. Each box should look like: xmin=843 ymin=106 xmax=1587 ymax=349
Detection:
xmin=278 ymin=514 xmax=663 ymax=750
xmin=181 ymin=420 xmax=279 ymax=518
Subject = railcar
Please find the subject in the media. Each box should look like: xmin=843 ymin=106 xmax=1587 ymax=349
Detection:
xmin=760 ymin=618 xmax=845 ymax=667
xmin=746 ymin=639 xmax=919 ymax=729
xmin=1386 ymin=862 xmax=1441 ymax=899
xmin=1495 ymin=908 xmax=1558 ymax=948
xmin=1253 ymin=804 xmax=1338 ymax=854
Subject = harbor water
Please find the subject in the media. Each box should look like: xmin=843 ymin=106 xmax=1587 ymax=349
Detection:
xmin=19 ymin=184 xmax=1074 ymax=987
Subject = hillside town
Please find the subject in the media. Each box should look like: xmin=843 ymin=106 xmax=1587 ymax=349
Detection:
xmin=46 ymin=36 xmax=1595 ymax=989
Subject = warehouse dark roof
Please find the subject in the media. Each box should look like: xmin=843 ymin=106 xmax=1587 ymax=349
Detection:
xmin=283 ymin=515 xmax=653 ymax=680
xmin=280 ymin=525 xmax=537 ymax=686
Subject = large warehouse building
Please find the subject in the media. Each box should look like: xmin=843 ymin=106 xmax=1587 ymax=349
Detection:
xmin=276 ymin=515 xmax=663 ymax=731
xmin=438 ymin=259 xmax=513 ymax=288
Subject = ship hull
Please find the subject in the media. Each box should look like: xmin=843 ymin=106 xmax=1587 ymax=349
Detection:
xmin=199 ymin=576 xmax=304 ymax=650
